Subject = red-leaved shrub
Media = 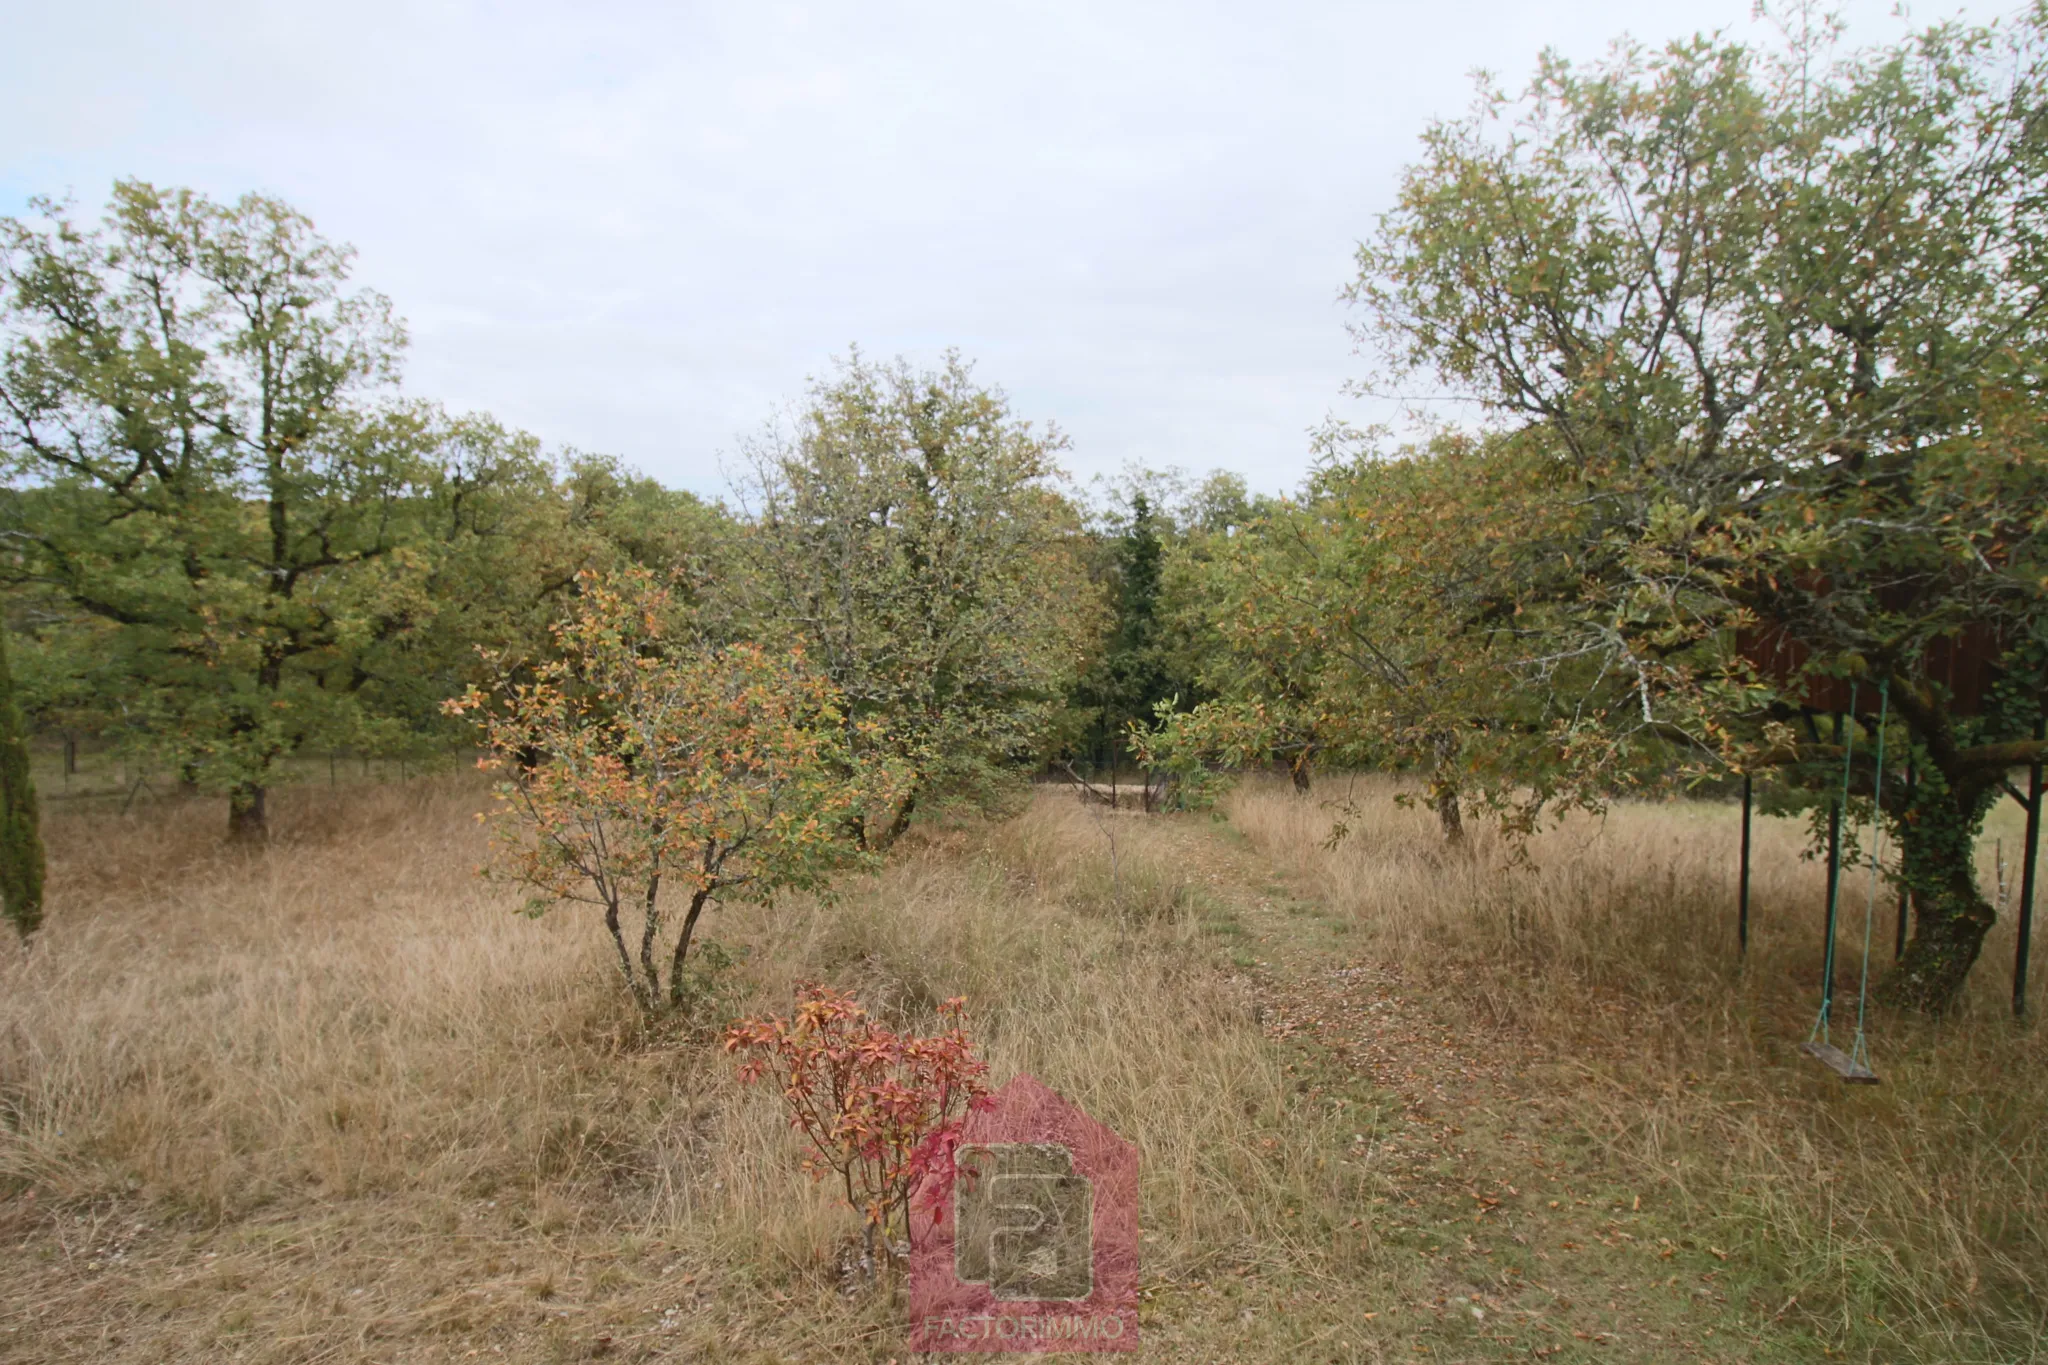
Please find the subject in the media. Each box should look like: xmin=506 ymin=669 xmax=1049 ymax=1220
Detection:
xmin=725 ymin=984 xmax=991 ymax=1256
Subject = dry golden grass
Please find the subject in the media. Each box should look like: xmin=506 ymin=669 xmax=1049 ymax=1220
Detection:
xmin=0 ymin=778 xmax=1365 ymax=1362
xmin=2 ymin=771 xmax=2041 ymax=1362
xmin=1225 ymin=775 xmax=2048 ymax=1362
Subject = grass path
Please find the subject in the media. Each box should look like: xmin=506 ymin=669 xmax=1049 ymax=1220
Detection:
xmin=1145 ymin=806 xmax=1826 ymax=1364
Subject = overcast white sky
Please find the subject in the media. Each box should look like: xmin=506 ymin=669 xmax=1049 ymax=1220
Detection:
xmin=0 ymin=1 xmax=2001 ymax=499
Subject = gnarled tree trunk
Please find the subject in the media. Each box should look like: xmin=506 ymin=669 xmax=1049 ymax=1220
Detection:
xmin=1434 ymin=784 xmax=1465 ymax=845
xmin=1429 ymin=734 xmax=1464 ymax=845
xmin=1879 ymin=763 xmax=1999 ymax=1013
xmin=1875 ymin=682 xmax=2010 ymax=1013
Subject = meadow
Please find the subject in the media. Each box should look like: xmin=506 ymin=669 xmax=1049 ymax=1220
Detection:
xmin=0 ymin=767 xmax=2042 ymax=1364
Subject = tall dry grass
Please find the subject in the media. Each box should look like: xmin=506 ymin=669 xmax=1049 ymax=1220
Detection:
xmin=0 ymin=777 xmax=1370 ymax=1361
xmin=1225 ymin=774 xmax=2048 ymax=1362
xmin=8 ymin=768 xmax=2041 ymax=1361
xmin=6 ymin=781 xmax=587 ymax=1212
xmin=682 ymin=793 xmax=1375 ymax=1286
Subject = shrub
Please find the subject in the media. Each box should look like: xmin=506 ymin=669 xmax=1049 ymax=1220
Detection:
xmin=724 ymin=984 xmax=990 ymax=1261
xmin=447 ymin=567 xmax=907 ymax=1013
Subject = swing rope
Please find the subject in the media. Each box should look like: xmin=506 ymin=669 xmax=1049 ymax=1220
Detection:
xmin=1848 ymin=682 xmax=1889 ymax=1077
xmin=1803 ymin=679 xmax=1887 ymax=1083
xmin=1808 ymin=684 xmax=1859 ymax=1051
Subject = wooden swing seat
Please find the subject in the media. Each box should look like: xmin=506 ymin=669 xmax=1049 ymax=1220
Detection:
xmin=1800 ymin=1041 xmax=1880 ymax=1084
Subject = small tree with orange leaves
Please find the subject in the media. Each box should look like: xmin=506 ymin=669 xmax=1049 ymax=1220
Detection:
xmin=446 ymin=567 xmax=906 ymax=1013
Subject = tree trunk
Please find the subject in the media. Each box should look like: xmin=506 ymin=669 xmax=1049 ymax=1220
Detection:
xmin=668 ymin=887 xmax=715 ymax=1010
xmin=227 ymin=782 xmax=268 ymax=842
xmin=604 ymin=893 xmax=652 ymax=1013
xmin=1429 ymin=733 xmax=1463 ymax=845
xmin=638 ymin=871 xmax=663 ymax=1006
xmin=227 ymin=648 xmax=286 ymax=839
xmin=1876 ymin=681 xmax=2006 ymax=1013
xmin=1879 ymin=770 xmax=1998 ymax=1012
xmin=0 ymin=626 xmax=46 ymax=938
xmin=1434 ymin=784 xmax=1465 ymax=844
xmin=1289 ymin=750 xmax=1312 ymax=793
xmin=873 ymin=792 xmax=918 ymax=851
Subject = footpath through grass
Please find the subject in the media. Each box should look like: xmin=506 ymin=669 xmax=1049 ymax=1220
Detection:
xmin=1124 ymin=802 xmax=1825 ymax=1365
xmin=1190 ymin=776 xmax=2048 ymax=1365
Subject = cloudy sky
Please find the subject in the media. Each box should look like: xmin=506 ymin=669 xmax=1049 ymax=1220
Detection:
xmin=0 ymin=0 xmax=1998 ymax=498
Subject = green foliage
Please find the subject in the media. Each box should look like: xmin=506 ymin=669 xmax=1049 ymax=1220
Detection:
xmin=0 ymin=623 xmax=44 ymax=939
xmin=0 ymin=183 xmax=722 ymax=834
xmin=739 ymin=350 xmax=1102 ymax=842
xmin=1072 ymin=491 xmax=1180 ymax=771
xmin=1067 ymin=469 xmax=1279 ymax=789
xmin=0 ymin=183 xmax=426 ymax=832
xmin=1131 ymin=696 xmax=1274 ymax=812
xmin=1341 ymin=7 xmax=2048 ymax=1004
xmin=449 ymin=566 xmax=908 ymax=1013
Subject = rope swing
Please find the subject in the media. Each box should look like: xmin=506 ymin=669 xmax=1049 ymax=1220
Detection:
xmin=1801 ymin=680 xmax=1886 ymax=1085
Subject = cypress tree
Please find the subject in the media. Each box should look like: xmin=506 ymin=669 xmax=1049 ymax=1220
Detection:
xmin=1075 ymin=494 xmax=1174 ymax=774
xmin=1109 ymin=493 xmax=1169 ymax=732
xmin=0 ymin=624 xmax=45 ymax=939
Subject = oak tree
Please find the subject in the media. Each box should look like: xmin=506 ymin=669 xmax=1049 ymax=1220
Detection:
xmin=0 ymin=183 xmax=426 ymax=836
xmin=740 ymin=351 xmax=1100 ymax=846
xmin=1350 ymin=9 xmax=2048 ymax=1008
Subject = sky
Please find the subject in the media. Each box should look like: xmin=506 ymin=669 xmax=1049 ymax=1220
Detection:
xmin=0 ymin=0 xmax=2004 ymax=500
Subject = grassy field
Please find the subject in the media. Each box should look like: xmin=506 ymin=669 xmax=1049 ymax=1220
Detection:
xmin=0 ymin=772 xmax=2042 ymax=1363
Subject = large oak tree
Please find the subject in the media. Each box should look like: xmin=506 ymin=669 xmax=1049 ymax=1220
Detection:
xmin=0 ymin=183 xmax=652 ymax=837
xmin=1348 ymin=9 xmax=2048 ymax=1009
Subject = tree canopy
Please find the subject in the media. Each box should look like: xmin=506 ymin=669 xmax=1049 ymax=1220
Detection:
xmin=1336 ymin=6 xmax=2048 ymax=1008
xmin=738 ymin=350 xmax=1100 ymax=845
xmin=0 ymin=183 xmax=723 ymax=836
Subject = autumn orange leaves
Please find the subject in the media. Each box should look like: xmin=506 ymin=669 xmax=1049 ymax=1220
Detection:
xmin=446 ymin=567 xmax=911 ymax=1012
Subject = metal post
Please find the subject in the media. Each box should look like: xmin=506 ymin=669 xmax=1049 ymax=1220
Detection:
xmin=1820 ymin=712 xmax=1845 ymax=1026
xmin=1895 ymin=761 xmax=1913 ymax=960
xmin=1738 ymin=772 xmax=1753 ymax=955
xmin=2015 ymin=717 xmax=2043 ymax=1019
